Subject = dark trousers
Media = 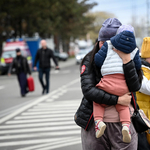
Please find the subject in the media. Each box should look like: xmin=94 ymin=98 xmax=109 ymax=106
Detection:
xmin=138 ymin=132 xmax=150 ymax=150
xmin=38 ymin=68 xmax=50 ymax=93
xmin=17 ymin=72 xmax=28 ymax=96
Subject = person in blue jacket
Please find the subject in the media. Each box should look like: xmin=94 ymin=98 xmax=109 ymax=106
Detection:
xmin=93 ymin=25 xmax=141 ymax=143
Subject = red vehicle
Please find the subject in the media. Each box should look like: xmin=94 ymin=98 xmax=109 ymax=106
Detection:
xmin=0 ymin=39 xmax=32 ymax=75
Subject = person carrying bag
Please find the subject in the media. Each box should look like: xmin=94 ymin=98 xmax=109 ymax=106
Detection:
xmin=8 ymin=48 xmax=32 ymax=97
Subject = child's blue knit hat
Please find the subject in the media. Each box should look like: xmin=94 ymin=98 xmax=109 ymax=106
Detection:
xmin=111 ymin=30 xmax=136 ymax=54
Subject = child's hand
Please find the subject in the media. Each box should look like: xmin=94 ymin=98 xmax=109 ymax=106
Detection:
xmin=113 ymin=48 xmax=131 ymax=64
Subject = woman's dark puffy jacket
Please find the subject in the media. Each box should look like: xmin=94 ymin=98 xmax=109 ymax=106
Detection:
xmin=74 ymin=52 xmax=141 ymax=131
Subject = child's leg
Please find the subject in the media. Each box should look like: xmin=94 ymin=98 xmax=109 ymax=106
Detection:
xmin=115 ymin=104 xmax=131 ymax=125
xmin=115 ymin=104 xmax=131 ymax=143
xmin=93 ymin=102 xmax=106 ymax=138
xmin=93 ymin=102 xmax=105 ymax=121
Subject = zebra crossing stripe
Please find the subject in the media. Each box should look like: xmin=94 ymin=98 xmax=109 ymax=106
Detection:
xmin=0 ymin=136 xmax=80 ymax=147
xmin=0 ymin=78 xmax=79 ymax=124
xmin=0 ymin=125 xmax=79 ymax=134
xmin=15 ymin=113 xmax=74 ymax=119
xmin=67 ymin=87 xmax=80 ymax=91
xmin=0 ymin=130 xmax=80 ymax=140
xmin=21 ymin=110 xmax=76 ymax=116
xmin=37 ymin=139 xmax=81 ymax=150
xmin=6 ymin=117 xmax=74 ymax=124
xmin=0 ymin=78 xmax=81 ymax=149
xmin=50 ymin=100 xmax=80 ymax=103
xmin=36 ymin=103 xmax=79 ymax=107
xmin=27 ymin=106 xmax=78 ymax=112
xmin=1 ymin=121 xmax=75 ymax=129
xmin=15 ymin=137 xmax=81 ymax=150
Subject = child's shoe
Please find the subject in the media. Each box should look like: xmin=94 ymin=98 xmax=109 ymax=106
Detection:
xmin=122 ymin=124 xmax=131 ymax=143
xmin=95 ymin=120 xmax=106 ymax=138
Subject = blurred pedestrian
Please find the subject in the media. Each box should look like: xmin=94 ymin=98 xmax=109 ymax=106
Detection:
xmin=8 ymin=48 xmax=31 ymax=97
xmin=34 ymin=40 xmax=59 ymax=94
xmin=136 ymin=37 xmax=150 ymax=150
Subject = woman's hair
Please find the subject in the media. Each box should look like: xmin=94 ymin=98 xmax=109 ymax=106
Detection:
xmin=137 ymin=69 xmax=143 ymax=84
xmin=80 ymin=40 xmax=100 ymax=73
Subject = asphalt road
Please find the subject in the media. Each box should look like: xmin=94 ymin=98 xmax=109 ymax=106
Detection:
xmin=0 ymin=58 xmax=83 ymax=150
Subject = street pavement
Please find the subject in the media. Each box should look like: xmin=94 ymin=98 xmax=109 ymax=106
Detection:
xmin=0 ymin=58 xmax=83 ymax=150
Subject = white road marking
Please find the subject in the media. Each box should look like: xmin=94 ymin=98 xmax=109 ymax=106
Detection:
xmin=21 ymin=110 xmax=76 ymax=115
xmin=38 ymin=100 xmax=80 ymax=104
xmin=27 ymin=106 xmax=78 ymax=112
xmin=15 ymin=113 xmax=73 ymax=119
xmin=67 ymin=87 xmax=80 ymax=91
xmin=0 ymin=125 xmax=79 ymax=134
xmin=15 ymin=137 xmax=80 ymax=150
xmin=32 ymin=105 xmax=78 ymax=109
xmin=0 ymin=78 xmax=79 ymax=124
xmin=37 ymin=139 xmax=81 ymax=150
xmin=36 ymin=103 xmax=79 ymax=107
xmin=0 ymin=78 xmax=81 ymax=149
xmin=6 ymin=117 xmax=74 ymax=124
xmin=51 ymin=95 xmax=60 ymax=99
xmin=1 ymin=121 xmax=75 ymax=129
xmin=0 ymin=130 xmax=80 ymax=140
xmin=45 ymin=98 xmax=53 ymax=102
xmin=0 ymin=137 xmax=79 ymax=147
xmin=50 ymin=99 xmax=80 ymax=103
xmin=0 ymin=99 xmax=38 ymax=118
xmin=0 ymin=94 xmax=53 ymax=124
xmin=52 ymin=70 xmax=71 ymax=74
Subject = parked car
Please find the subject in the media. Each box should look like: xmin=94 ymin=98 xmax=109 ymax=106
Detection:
xmin=54 ymin=51 xmax=69 ymax=61
xmin=75 ymin=45 xmax=93 ymax=64
xmin=0 ymin=39 xmax=32 ymax=75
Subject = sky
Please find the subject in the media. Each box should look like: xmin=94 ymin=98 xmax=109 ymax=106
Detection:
xmin=88 ymin=0 xmax=148 ymax=25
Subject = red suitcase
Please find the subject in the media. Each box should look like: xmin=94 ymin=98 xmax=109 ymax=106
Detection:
xmin=27 ymin=76 xmax=35 ymax=92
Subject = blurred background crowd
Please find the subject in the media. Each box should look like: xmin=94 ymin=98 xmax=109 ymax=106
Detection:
xmin=0 ymin=0 xmax=149 ymax=74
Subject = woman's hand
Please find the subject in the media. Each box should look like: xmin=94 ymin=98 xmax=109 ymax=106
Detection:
xmin=113 ymin=48 xmax=131 ymax=64
xmin=117 ymin=93 xmax=132 ymax=106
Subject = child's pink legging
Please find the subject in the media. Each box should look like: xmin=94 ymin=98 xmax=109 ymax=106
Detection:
xmin=93 ymin=74 xmax=131 ymax=125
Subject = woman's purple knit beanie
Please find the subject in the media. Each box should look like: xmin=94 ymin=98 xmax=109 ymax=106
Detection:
xmin=98 ymin=18 xmax=122 ymax=41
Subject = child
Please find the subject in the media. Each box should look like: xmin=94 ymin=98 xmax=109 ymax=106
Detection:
xmin=94 ymin=25 xmax=141 ymax=143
